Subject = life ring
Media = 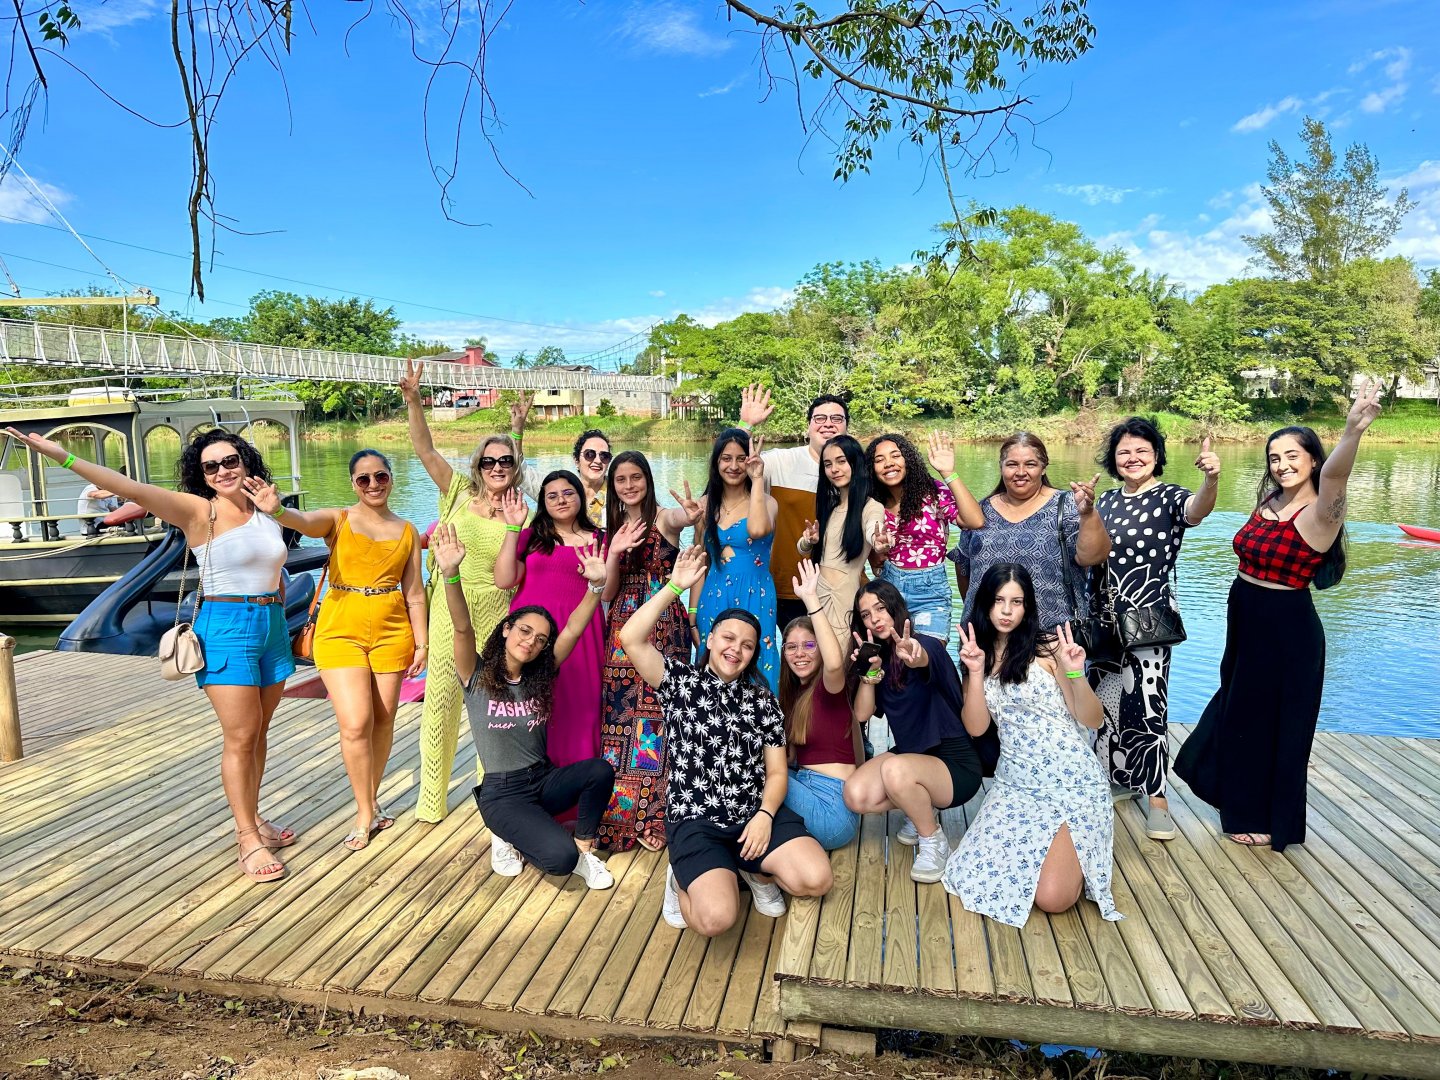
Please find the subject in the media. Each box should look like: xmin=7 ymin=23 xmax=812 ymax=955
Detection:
xmin=101 ymin=502 xmax=148 ymax=527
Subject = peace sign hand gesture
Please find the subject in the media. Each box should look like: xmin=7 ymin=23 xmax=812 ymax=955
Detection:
xmin=399 ymin=359 xmax=424 ymax=403
xmin=745 ymin=434 xmax=766 ymax=481
xmin=893 ymin=619 xmax=925 ymax=668
xmin=1069 ymin=473 xmax=1101 ymax=515
xmin=668 ymin=479 xmax=702 ymax=526
xmin=956 ymin=623 xmax=986 ymax=677
xmin=1056 ymin=621 xmax=1086 ymax=676
xmin=1346 ymin=380 xmax=1383 ymax=436
xmin=871 ymin=525 xmax=895 ymax=559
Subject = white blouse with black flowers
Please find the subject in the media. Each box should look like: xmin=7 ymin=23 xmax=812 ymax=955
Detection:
xmin=657 ymin=656 xmax=785 ymax=829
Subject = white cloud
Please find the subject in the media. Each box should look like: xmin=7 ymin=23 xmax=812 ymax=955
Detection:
xmin=648 ymin=289 xmax=666 ymax=298
xmin=689 ymin=285 xmax=795 ymax=326
xmin=70 ymin=0 xmax=165 ymax=32
xmin=1231 ymin=96 xmax=1303 ymax=134
xmin=1048 ymin=183 xmax=1138 ymax=205
xmin=618 ymin=3 xmax=731 ymax=56
xmin=0 ymin=175 xmax=71 ymax=225
xmin=699 ymin=74 xmax=746 ymax=98
xmin=1349 ymin=46 xmax=1411 ymax=81
xmin=1360 ymin=82 xmax=1407 ymax=113
xmin=1392 ymin=160 xmax=1440 ymax=189
xmin=1388 ymin=186 xmax=1440 ymax=264
xmin=1103 ymin=186 xmax=1272 ymax=290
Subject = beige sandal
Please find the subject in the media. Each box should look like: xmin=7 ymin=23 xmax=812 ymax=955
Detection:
xmin=236 ymin=827 xmax=286 ymax=883
xmin=257 ymin=817 xmax=296 ymax=848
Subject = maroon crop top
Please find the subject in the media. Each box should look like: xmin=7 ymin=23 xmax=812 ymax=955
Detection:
xmin=1233 ymin=510 xmax=1325 ymax=589
xmin=793 ymin=682 xmax=858 ymax=769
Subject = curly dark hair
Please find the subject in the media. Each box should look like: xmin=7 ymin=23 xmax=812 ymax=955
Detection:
xmin=571 ymin=428 xmax=611 ymax=462
xmin=866 ymin=433 xmax=932 ymax=527
xmin=524 ymin=469 xmax=600 ymax=558
xmin=177 ymin=430 xmax=272 ymax=497
xmin=475 ymin=605 xmax=560 ymax=724
xmin=1097 ymin=416 xmax=1167 ymax=481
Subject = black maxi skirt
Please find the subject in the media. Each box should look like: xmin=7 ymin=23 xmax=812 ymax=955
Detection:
xmin=1173 ymin=577 xmax=1325 ymax=851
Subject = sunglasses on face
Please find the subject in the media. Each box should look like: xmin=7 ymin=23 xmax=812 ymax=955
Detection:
xmin=580 ymin=448 xmax=612 ymax=464
xmin=201 ymin=453 xmax=243 ymax=476
xmin=354 ymin=471 xmax=392 ymax=487
xmin=479 ymin=455 xmax=516 ymax=471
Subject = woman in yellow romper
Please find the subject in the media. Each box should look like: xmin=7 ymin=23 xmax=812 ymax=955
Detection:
xmin=400 ymin=361 xmax=522 ymax=822
xmin=249 ymin=450 xmax=428 ymax=848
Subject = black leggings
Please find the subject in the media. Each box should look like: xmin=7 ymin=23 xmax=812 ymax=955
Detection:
xmin=475 ymin=758 xmax=615 ymax=875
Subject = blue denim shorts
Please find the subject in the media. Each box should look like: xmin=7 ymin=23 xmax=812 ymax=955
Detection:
xmin=193 ymin=595 xmax=296 ymax=688
xmin=784 ymin=768 xmax=859 ymax=851
xmin=878 ymin=561 xmax=953 ymax=642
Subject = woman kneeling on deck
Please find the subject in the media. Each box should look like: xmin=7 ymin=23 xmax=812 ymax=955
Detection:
xmin=943 ymin=564 xmax=1120 ymax=927
xmin=432 ymin=521 xmax=622 ymax=890
xmin=619 ymin=546 xmax=833 ymax=937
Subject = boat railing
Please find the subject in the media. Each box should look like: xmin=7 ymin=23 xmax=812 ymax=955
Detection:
xmin=2 ymin=510 xmax=159 ymax=543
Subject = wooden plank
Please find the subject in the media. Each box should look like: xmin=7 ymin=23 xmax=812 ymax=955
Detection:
xmin=628 ymin=922 xmax=706 ymax=1028
xmin=955 ymin=792 xmax=1031 ymax=1004
xmin=1047 ymin=907 xmax=1109 ymax=1010
xmin=419 ymin=866 xmax=545 ymax=1004
xmin=1329 ymin=733 xmax=1440 ymax=798
xmin=1310 ymin=739 xmax=1440 ymax=866
xmin=1105 ymin=850 xmax=1199 ymax=1019
xmin=1306 ymin=758 xmax=1440 ymax=884
xmin=450 ymin=872 xmax=578 ymax=1006
xmin=482 ymin=875 xmax=592 ymax=1010
xmin=844 ymin=811 xmax=885 ymax=987
xmin=750 ymin=912 xmax=790 ymax=1039
xmin=881 ymin=810 xmax=920 ymax=991
xmin=717 ymin=903 xmax=775 ymax=1037
xmin=1018 ymin=910 xmax=1072 ymax=1009
xmin=939 ymin=804 xmax=993 ymax=999
xmin=681 ymin=906 xmax=749 ymax=1032
xmin=1076 ymin=892 xmax=1149 ymax=1015
xmin=807 ymin=833 xmax=859 ymax=985
xmin=578 ymin=866 xmax=669 ymax=1023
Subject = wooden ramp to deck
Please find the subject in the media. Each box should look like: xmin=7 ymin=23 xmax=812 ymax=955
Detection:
xmin=775 ymin=724 xmax=1440 ymax=1078
xmin=0 ymin=652 xmax=824 ymax=1051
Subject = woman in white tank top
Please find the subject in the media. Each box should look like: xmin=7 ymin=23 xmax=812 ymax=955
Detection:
xmin=3 ymin=425 xmax=299 ymax=884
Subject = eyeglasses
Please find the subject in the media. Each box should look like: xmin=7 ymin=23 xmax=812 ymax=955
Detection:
xmin=545 ymin=489 xmax=578 ymax=504
xmin=354 ymin=471 xmax=392 ymax=487
xmin=201 ymin=453 xmax=242 ymax=476
xmin=810 ymin=413 xmax=847 ymax=425
xmin=782 ymin=641 xmax=818 ymax=654
xmin=580 ymin=448 xmax=612 ymax=464
xmin=479 ymin=455 xmax=516 ymax=471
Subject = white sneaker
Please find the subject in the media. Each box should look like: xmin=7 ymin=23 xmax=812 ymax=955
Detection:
xmin=574 ymin=849 xmax=614 ymax=890
xmin=910 ymin=826 xmax=949 ymax=884
xmin=739 ymin=870 xmax=787 ymax=917
xmin=490 ymin=836 xmax=523 ymax=877
xmin=662 ymin=865 xmax=686 ymax=929
xmin=896 ymin=817 xmax=920 ymax=846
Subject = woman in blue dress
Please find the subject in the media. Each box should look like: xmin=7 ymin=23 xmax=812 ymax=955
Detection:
xmin=691 ymin=427 xmax=780 ymax=692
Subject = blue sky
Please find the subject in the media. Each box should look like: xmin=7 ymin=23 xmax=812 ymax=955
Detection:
xmin=0 ymin=0 xmax=1436 ymax=364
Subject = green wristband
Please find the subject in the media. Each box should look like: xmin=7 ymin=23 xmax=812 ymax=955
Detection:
xmin=61 ymin=453 xmax=76 ymax=469
xmin=666 ymin=581 xmax=685 ymax=599
xmin=943 ymin=472 xmax=960 ymax=485
xmin=445 ymin=573 xmax=462 ymax=584
xmin=270 ymin=504 xmax=286 ymax=518
xmin=1066 ymin=670 xmax=1084 ymax=679
xmin=505 ymin=523 xmax=522 ymax=533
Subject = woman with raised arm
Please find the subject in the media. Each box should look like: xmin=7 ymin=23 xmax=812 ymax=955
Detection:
xmin=943 ymin=564 xmax=1119 ymax=927
xmin=493 ymin=469 xmax=608 ymax=779
xmin=779 ymin=560 xmax=863 ymax=850
xmin=432 ymin=522 xmax=617 ymax=888
xmin=4 ymin=425 xmax=299 ymax=883
xmin=596 ymin=450 xmax=702 ymax=850
xmin=620 ymin=546 xmax=833 ymax=937
xmin=692 ymin=428 xmax=780 ymax=692
xmin=245 ymin=449 xmax=427 ymax=851
xmin=1175 ymin=387 xmax=1382 ymax=851
xmin=796 ymin=434 xmax=887 ymax=649
xmin=842 ymin=580 xmax=985 ymax=884
xmin=399 ymin=359 xmax=521 ymax=822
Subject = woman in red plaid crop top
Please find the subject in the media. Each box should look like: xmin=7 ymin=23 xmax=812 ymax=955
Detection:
xmin=1175 ymin=385 xmax=1383 ymax=852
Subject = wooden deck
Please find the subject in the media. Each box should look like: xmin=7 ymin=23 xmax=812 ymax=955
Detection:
xmin=6 ymin=651 xmax=1440 ymax=1075
xmin=0 ymin=651 xmax=828 ymax=1051
xmin=776 ymin=725 xmax=1440 ymax=1078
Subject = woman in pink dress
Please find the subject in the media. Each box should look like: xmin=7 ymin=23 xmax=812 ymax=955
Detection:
xmin=494 ymin=470 xmax=606 ymax=771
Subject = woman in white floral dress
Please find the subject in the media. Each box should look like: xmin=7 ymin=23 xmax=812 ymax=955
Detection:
xmin=943 ymin=563 xmax=1120 ymax=928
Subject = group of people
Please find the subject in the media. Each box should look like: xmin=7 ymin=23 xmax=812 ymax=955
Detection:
xmin=2 ymin=372 xmax=1382 ymax=933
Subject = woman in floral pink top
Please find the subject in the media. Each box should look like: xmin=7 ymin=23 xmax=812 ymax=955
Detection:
xmin=868 ymin=433 xmax=984 ymax=642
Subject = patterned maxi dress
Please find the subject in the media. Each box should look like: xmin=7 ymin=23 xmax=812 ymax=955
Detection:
xmin=696 ymin=518 xmax=779 ymax=693
xmin=942 ymin=664 xmax=1120 ymax=928
xmin=416 ymin=475 xmax=516 ymax=822
xmin=598 ymin=526 xmax=691 ymax=850
xmin=1088 ymin=483 xmax=1193 ymax=798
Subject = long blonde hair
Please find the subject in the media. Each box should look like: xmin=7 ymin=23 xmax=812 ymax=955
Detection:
xmin=468 ymin=434 xmax=522 ymax=496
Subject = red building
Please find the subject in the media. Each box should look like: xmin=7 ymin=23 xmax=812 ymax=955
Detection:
xmin=424 ymin=344 xmax=500 ymax=408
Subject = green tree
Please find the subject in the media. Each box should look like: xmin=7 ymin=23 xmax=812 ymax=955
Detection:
xmin=1242 ymin=117 xmax=1412 ymax=282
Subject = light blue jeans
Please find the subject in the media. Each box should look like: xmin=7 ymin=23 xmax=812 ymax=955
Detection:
xmin=878 ymin=560 xmax=952 ymax=642
xmin=784 ymin=768 xmax=859 ymax=850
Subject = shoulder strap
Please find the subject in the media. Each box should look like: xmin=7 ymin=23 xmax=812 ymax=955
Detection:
xmin=188 ymin=502 xmax=216 ymax=624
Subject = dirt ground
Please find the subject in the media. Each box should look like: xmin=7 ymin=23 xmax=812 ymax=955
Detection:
xmin=0 ymin=965 xmax=1333 ymax=1080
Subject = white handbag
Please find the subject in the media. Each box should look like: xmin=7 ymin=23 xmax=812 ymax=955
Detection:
xmin=159 ymin=505 xmax=214 ymax=681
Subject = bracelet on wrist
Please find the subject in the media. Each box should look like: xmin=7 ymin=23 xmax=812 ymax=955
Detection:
xmin=756 ymin=807 xmax=774 ymax=821
xmin=61 ymin=453 xmax=76 ymax=470
xmin=943 ymin=472 xmax=960 ymax=485
xmin=504 ymin=523 xmax=522 ymax=533
xmin=805 ymin=607 xmax=823 ymax=616
xmin=588 ymin=581 xmax=606 ymax=594
xmin=270 ymin=505 xmax=287 ymax=518
xmin=665 ymin=580 xmax=685 ymax=599
xmin=1065 ymin=670 xmax=1084 ymax=679
xmin=445 ymin=573 xmax=462 ymax=584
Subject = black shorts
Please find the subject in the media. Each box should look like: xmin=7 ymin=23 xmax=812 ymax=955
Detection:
xmin=930 ymin=736 xmax=982 ymax=808
xmin=668 ymin=805 xmax=812 ymax=890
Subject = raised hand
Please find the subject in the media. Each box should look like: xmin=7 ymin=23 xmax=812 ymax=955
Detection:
xmin=927 ymin=431 xmax=956 ymax=478
xmin=668 ymin=479 xmax=702 ymax=526
xmin=576 ymin=537 xmax=607 ymax=587
xmin=399 ymin=359 xmax=424 ymax=403
xmin=241 ymin=476 xmax=282 ymax=515
xmin=1194 ymin=436 xmax=1221 ymax=482
xmin=739 ymin=383 xmax=774 ymax=428
xmin=745 ymin=433 xmax=766 ymax=481
xmin=432 ymin=522 xmax=466 ymax=578
xmin=871 ymin=525 xmax=895 ymax=559
xmin=500 ymin=487 xmax=528 ymax=527
xmin=1069 ymin=472 xmax=1101 ymax=515
xmin=669 ymin=544 xmax=710 ymax=590
xmin=1346 ymin=380 xmax=1383 ymax=435
xmin=509 ymin=390 xmax=534 ymax=436
xmin=3 ymin=427 xmax=68 ymax=463
xmin=791 ymin=558 xmax=821 ymax=606
xmin=608 ymin=516 xmax=647 ymax=556
xmin=799 ymin=518 xmax=819 ymax=550
xmin=956 ymin=623 xmax=985 ymax=677
xmin=893 ymin=619 xmax=925 ymax=668
xmin=851 ymin=630 xmax=882 ymax=682
xmin=1056 ymin=621 xmax=1086 ymax=675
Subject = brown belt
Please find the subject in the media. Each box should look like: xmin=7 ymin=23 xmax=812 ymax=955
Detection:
xmin=203 ymin=594 xmax=282 ymax=606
